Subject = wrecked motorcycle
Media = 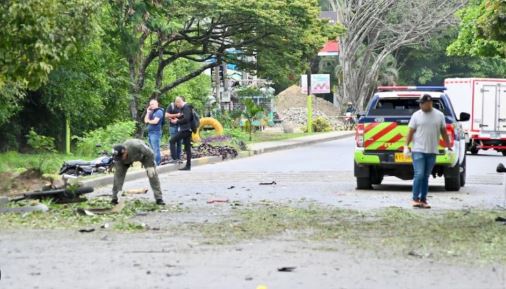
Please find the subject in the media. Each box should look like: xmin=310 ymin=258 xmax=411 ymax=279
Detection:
xmin=59 ymin=149 xmax=114 ymax=176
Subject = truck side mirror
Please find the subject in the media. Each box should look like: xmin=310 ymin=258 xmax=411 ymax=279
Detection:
xmin=459 ymin=112 xmax=470 ymax=122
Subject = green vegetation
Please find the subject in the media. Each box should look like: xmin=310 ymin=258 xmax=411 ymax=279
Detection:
xmin=193 ymin=204 xmax=506 ymax=264
xmin=0 ymin=151 xmax=70 ymax=175
xmin=448 ymin=0 xmax=506 ymax=57
xmin=303 ymin=117 xmax=333 ymax=133
xmin=74 ymin=121 xmax=136 ymax=157
xmin=0 ymin=198 xmax=180 ymax=232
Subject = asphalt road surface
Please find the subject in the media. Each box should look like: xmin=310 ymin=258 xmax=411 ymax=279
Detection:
xmin=2 ymin=137 xmax=506 ymax=289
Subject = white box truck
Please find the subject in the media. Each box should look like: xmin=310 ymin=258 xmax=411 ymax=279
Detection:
xmin=445 ymin=78 xmax=506 ymax=155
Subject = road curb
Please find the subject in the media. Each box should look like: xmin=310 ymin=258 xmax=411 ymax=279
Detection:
xmin=81 ymin=131 xmax=354 ymax=188
xmin=81 ymin=156 xmax=222 ymax=188
xmin=247 ymin=132 xmax=354 ymax=155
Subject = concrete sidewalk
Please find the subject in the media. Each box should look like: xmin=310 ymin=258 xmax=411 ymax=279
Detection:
xmin=81 ymin=130 xmax=354 ymax=188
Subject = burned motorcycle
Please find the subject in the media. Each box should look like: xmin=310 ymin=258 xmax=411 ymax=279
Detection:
xmin=59 ymin=149 xmax=114 ymax=176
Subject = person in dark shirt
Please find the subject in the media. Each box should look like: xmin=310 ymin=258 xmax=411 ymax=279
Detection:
xmin=169 ymin=96 xmax=193 ymax=171
xmin=165 ymin=101 xmax=182 ymax=163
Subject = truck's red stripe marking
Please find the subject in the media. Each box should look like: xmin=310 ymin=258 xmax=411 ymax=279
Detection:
xmin=376 ymin=133 xmax=404 ymax=150
xmin=364 ymin=122 xmax=398 ymax=147
xmin=365 ymin=122 xmax=379 ymax=132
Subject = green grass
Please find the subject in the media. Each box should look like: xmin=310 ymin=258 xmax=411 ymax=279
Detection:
xmin=0 ymin=151 xmax=91 ymax=175
xmin=0 ymin=198 xmax=178 ymax=232
xmin=192 ymin=203 xmax=506 ymax=264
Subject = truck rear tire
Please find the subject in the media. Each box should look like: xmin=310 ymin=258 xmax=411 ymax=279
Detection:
xmin=460 ymin=157 xmax=466 ymax=187
xmin=502 ymin=151 xmax=506 ymax=156
xmin=470 ymin=146 xmax=478 ymax=155
xmin=444 ymin=165 xmax=461 ymax=191
xmin=356 ymin=177 xmax=372 ymax=190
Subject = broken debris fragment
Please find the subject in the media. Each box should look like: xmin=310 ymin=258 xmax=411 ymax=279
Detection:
xmin=277 ymin=266 xmax=296 ymax=272
xmin=78 ymin=228 xmax=95 ymax=233
xmin=259 ymin=181 xmax=277 ymax=186
xmin=207 ymin=198 xmax=230 ymax=204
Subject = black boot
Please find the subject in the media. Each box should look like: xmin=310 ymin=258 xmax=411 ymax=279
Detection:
xmin=179 ymin=166 xmax=191 ymax=171
xmin=155 ymin=199 xmax=165 ymax=205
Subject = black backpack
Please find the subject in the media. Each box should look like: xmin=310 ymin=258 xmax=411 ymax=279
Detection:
xmin=153 ymin=107 xmax=165 ymax=127
xmin=190 ymin=107 xmax=200 ymax=133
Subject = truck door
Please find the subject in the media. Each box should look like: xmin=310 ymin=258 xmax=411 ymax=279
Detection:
xmin=499 ymin=84 xmax=506 ymax=132
xmin=480 ymin=85 xmax=498 ymax=132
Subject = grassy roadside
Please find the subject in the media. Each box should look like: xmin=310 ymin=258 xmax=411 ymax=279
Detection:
xmin=2 ymin=199 xmax=505 ymax=263
xmin=191 ymin=203 xmax=506 ymax=264
xmin=0 ymin=198 xmax=182 ymax=232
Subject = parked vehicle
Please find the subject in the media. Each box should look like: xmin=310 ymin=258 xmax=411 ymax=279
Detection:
xmin=445 ymin=78 xmax=506 ymax=155
xmin=59 ymin=149 xmax=114 ymax=176
xmin=354 ymin=86 xmax=470 ymax=191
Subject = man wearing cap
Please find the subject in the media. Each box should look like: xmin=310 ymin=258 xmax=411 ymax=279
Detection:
xmin=111 ymin=139 xmax=165 ymax=205
xmin=404 ymin=94 xmax=451 ymax=209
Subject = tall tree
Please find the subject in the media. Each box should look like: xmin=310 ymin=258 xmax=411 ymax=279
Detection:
xmin=106 ymin=0 xmax=339 ymax=125
xmin=0 ymin=0 xmax=99 ymax=126
xmin=448 ymin=0 xmax=506 ymax=57
xmin=330 ymin=0 xmax=466 ymax=109
xmin=399 ymin=28 xmax=506 ymax=85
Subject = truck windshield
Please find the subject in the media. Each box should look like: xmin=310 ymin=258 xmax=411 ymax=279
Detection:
xmin=368 ymin=98 xmax=451 ymax=116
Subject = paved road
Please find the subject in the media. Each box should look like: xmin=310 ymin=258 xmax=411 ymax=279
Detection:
xmin=93 ymin=136 xmax=506 ymax=210
xmin=3 ymin=137 xmax=506 ymax=289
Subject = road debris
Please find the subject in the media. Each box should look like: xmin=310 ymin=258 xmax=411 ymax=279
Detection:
xmin=495 ymin=216 xmax=506 ymax=224
xmin=0 ymin=203 xmax=49 ymax=214
xmin=227 ymin=186 xmax=235 ymax=190
xmin=207 ymin=198 xmax=229 ymax=204
xmin=78 ymin=228 xmax=95 ymax=233
xmin=259 ymin=181 xmax=277 ymax=186
xmin=277 ymin=266 xmax=296 ymax=272
xmin=122 ymin=188 xmax=148 ymax=196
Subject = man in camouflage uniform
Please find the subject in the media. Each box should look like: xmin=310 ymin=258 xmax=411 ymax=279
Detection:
xmin=111 ymin=139 xmax=165 ymax=205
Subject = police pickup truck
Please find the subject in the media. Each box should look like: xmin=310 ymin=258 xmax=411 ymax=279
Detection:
xmin=354 ymin=86 xmax=470 ymax=191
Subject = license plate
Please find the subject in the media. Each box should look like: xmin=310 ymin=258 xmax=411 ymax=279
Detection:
xmin=395 ymin=153 xmax=412 ymax=163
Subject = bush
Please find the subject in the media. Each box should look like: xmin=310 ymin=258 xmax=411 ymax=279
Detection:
xmin=26 ymin=128 xmax=56 ymax=153
xmin=75 ymin=121 xmax=136 ymax=156
xmin=303 ymin=117 xmax=333 ymax=133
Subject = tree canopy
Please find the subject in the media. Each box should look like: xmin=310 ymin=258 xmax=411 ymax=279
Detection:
xmin=448 ymin=0 xmax=506 ymax=57
xmin=106 ymin=0 xmax=341 ymax=122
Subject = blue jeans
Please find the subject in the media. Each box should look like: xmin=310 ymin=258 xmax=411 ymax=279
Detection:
xmin=412 ymin=152 xmax=436 ymax=201
xmin=169 ymin=126 xmax=182 ymax=160
xmin=148 ymin=130 xmax=162 ymax=165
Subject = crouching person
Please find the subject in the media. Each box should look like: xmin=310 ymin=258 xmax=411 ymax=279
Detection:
xmin=111 ymin=139 xmax=165 ymax=205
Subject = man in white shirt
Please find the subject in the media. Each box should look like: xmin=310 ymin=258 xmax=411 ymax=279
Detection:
xmin=405 ymin=94 xmax=451 ymax=208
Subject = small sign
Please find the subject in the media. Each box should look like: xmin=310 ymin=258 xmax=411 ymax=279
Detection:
xmin=301 ymin=74 xmax=331 ymax=94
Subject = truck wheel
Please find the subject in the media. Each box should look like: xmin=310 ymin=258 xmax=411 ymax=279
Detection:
xmin=444 ymin=165 xmax=461 ymax=191
xmin=470 ymin=146 xmax=478 ymax=155
xmin=356 ymin=177 xmax=372 ymax=190
xmin=502 ymin=151 xmax=506 ymax=156
xmin=371 ymin=173 xmax=383 ymax=185
xmin=460 ymin=157 xmax=466 ymax=187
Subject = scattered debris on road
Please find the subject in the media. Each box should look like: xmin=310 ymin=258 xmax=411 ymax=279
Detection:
xmin=277 ymin=266 xmax=296 ymax=272
xmin=207 ymin=198 xmax=230 ymax=204
xmin=122 ymin=188 xmax=148 ymax=196
xmin=495 ymin=216 xmax=506 ymax=224
xmin=259 ymin=181 xmax=277 ymax=186
xmin=78 ymin=228 xmax=95 ymax=233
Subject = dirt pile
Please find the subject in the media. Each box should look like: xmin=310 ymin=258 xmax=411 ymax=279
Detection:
xmin=275 ymin=85 xmax=343 ymax=129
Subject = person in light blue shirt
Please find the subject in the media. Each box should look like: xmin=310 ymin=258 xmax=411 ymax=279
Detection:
xmin=144 ymin=99 xmax=164 ymax=165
